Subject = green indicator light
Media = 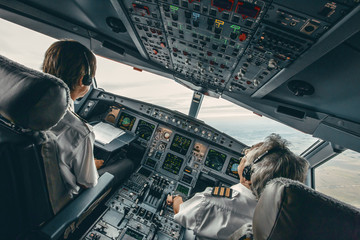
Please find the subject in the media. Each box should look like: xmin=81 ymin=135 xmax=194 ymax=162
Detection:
xmin=230 ymin=25 xmax=241 ymax=33
xmin=224 ymin=39 xmax=227 ymax=44
xmin=170 ymin=5 xmax=179 ymax=11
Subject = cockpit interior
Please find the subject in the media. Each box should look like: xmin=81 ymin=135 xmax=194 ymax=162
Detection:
xmin=0 ymin=0 xmax=360 ymax=239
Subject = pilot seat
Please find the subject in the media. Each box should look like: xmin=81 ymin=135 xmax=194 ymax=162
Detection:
xmin=0 ymin=55 xmax=114 ymax=240
xmin=230 ymin=177 xmax=360 ymax=240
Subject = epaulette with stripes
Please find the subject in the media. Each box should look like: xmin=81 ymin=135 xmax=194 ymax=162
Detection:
xmin=211 ymin=186 xmax=233 ymax=198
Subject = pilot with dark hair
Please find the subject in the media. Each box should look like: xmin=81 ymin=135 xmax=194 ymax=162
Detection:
xmin=42 ymin=40 xmax=101 ymax=195
xmin=167 ymin=133 xmax=309 ymax=240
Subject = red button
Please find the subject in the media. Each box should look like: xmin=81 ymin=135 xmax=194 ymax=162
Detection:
xmin=239 ymin=33 xmax=247 ymax=42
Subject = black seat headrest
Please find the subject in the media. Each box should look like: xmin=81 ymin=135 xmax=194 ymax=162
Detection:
xmin=0 ymin=55 xmax=70 ymax=130
xmin=253 ymin=178 xmax=360 ymax=240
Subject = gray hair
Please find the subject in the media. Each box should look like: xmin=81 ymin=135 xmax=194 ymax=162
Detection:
xmin=246 ymin=133 xmax=309 ymax=199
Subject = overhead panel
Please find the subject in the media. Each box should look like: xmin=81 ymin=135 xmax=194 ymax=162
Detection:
xmin=121 ymin=0 xmax=355 ymax=96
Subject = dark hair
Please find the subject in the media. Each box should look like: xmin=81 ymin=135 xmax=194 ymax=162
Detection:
xmin=246 ymin=134 xmax=309 ymax=198
xmin=42 ymin=39 xmax=96 ymax=90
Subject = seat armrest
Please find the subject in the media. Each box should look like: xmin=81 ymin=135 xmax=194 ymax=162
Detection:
xmin=40 ymin=172 xmax=114 ymax=240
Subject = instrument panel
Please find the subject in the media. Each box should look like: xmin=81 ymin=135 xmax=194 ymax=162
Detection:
xmin=80 ymin=89 xmax=247 ymax=240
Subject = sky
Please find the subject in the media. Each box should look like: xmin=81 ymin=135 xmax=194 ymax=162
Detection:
xmin=1 ymin=16 xmax=359 ymax=208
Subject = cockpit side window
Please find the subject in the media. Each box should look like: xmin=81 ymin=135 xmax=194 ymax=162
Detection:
xmin=315 ymin=150 xmax=360 ymax=208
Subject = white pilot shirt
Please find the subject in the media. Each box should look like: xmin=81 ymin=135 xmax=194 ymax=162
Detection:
xmin=174 ymin=183 xmax=257 ymax=240
xmin=49 ymin=100 xmax=98 ymax=196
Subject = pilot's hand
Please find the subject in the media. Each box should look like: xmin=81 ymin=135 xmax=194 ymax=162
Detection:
xmin=167 ymin=195 xmax=183 ymax=214
xmin=94 ymin=158 xmax=104 ymax=169
xmin=166 ymin=194 xmax=174 ymax=206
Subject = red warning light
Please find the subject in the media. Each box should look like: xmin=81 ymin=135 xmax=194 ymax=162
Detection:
xmin=239 ymin=32 xmax=247 ymax=41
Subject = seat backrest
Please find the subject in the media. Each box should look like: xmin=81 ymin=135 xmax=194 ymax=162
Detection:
xmin=0 ymin=55 xmax=70 ymax=239
xmin=252 ymin=177 xmax=360 ymax=240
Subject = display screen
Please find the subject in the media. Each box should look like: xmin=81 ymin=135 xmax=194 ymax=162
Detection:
xmin=135 ymin=119 xmax=155 ymax=141
xmin=205 ymin=149 xmax=227 ymax=171
xmin=122 ymin=228 xmax=144 ymax=240
xmin=226 ymin=157 xmax=241 ymax=179
xmin=170 ymin=134 xmax=192 ymax=155
xmin=212 ymin=0 xmax=233 ymax=11
xmin=161 ymin=153 xmax=184 ymax=175
xmin=118 ymin=112 xmax=136 ymax=130
xmin=145 ymin=158 xmax=157 ymax=168
xmin=236 ymin=1 xmax=261 ymax=19
xmin=176 ymin=184 xmax=190 ymax=196
xmin=181 ymin=174 xmax=193 ymax=184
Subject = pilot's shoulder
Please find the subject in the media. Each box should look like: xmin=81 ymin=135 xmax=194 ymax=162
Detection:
xmin=203 ymin=186 xmax=236 ymax=199
xmin=51 ymin=110 xmax=92 ymax=138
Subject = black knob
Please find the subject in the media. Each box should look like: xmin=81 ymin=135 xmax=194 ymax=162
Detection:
xmin=214 ymin=27 xmax=222 ymax=34
xmin=207 ymin=18 xmax=214 ymax=26
xmin=230 ymin=32 xmax=238 ymax=40
xmin=193 ymin=20 xmax=199 ymax=27
xmin=171 ymin=13 xmax=178 ymax=21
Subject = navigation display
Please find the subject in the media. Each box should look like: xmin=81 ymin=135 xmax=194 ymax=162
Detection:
xmin=161 ymin=153 xmax=184 ymax=175
xmin=118 ymin=112 xmax=136 ymax=130
xmin=170 ymin=134 xmax=192 ymax=155
xmin=205 ymin=149 xmax=227 ymax=172
xmin=135 ymin=120 xmax=155 ymax=141
xmin=226 ymin=157 xmax=241 ymax=179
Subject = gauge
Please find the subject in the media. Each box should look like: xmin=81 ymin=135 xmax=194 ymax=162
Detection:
xmin=118 ymin=112 xmax=136 ymax=130
xmin=122 ymin=117 xmax=131 ymax=126
xmin=158 ymin=142 xmax=167 ymax=151
xmin=205 ymin=149 xmax=227 ymax=172
xmin=226 ymin=157 xmax=241 ymax=179
xmin=135 ymin=120 xmax=155 ymax=141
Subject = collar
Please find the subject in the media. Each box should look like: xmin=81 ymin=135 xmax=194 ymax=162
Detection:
xmin=69 ymin=99 xmax=75 ymax=112
xmin=231 ymin=183 xmax=256 ymax=200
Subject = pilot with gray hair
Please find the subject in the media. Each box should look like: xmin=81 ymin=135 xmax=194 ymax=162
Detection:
xmin=167 ymin=133 xmax=309 ymax=240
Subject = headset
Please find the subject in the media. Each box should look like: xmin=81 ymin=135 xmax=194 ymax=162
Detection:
xmin=242 ymin=147 xmax=281 ymax=181
xmin=82 ymin=52 xmax=93 ymax=86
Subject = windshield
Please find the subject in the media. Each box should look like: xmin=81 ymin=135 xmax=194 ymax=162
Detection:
xmin=0 ymin=17 xmax=316 ymax=154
